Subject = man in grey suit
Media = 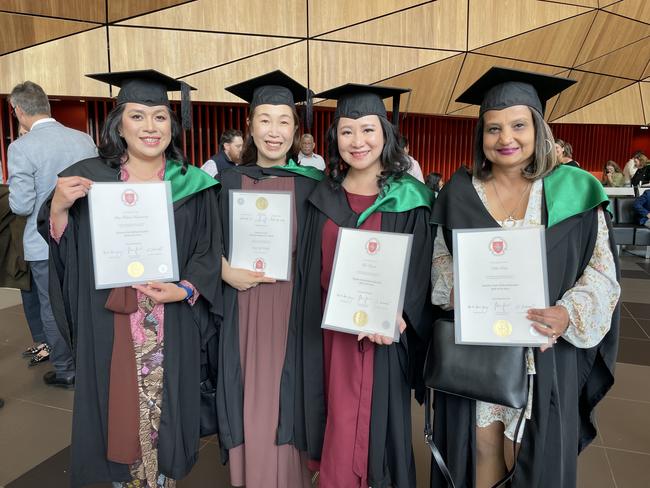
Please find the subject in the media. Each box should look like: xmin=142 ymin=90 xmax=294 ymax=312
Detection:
xmin=8 ymin=81 xmax=97 ymax=388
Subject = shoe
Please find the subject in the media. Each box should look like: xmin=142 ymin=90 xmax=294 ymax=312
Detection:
xmin=28 ymin=345 xmax=51 ymax=367
xmin=22 ymin=342 xmax=47 ymax=357
xmin=43 ymin=371 xmax=75 ymax=389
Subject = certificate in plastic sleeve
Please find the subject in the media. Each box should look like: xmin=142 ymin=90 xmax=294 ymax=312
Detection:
xmin=322 ymin=228 xmax=413 ymax=342
xmin=88 ymin=181 xmax=179 ymax=290
xmin=453 ymin=226 xmax=549 ymax=346
xmin=228 ymin=190 xmax=293 ymax=281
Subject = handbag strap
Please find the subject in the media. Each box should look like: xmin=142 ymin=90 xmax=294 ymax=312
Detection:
xmin=424 ymin=375 xmax=531 ymax=488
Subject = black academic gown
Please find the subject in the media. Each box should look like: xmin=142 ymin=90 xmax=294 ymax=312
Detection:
xmin=37 ymin=158 xmax=223 ymax=487
xmin=295 ymin=179 xmax=433 ymax=488
xmin=429 ymin=168 xmax=620 ymax=488
xmin=215 ymin=164 xmax=320 ymax=460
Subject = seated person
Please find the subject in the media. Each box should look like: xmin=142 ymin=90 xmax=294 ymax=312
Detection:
xmin=602 ymin=160 xmax=625 ymax=187
xmin=634 ymin=189 xmax=650 ymax=228
xmin=630 ymin=154 xmax=650 ymax=186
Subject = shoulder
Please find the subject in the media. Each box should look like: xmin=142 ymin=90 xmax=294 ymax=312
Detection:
xmin=59 ymin=157 xmax=115 ymax=179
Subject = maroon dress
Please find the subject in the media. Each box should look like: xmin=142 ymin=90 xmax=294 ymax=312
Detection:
xmin=320 ymin=191 xmax=382 ymax=488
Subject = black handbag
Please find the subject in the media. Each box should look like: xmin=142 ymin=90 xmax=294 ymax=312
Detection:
xmin=423 ymin=318 xmax=528 ymax=408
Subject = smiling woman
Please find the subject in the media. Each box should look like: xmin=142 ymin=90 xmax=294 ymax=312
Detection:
xmin=38 ymin=70 xmax=222 ymax=488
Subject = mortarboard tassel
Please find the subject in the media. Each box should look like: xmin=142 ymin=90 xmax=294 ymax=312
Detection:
xmin=180 ymin=81 xmax=192 ymax=130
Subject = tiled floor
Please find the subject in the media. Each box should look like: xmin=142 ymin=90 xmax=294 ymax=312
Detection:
xmin=1 ymin=254 xmax=649 ymax=488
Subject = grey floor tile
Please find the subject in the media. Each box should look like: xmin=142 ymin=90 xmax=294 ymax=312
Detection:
xmin=617 ymin=337 xmax=650 ymax=367
xmin=607 ymin=448 xmax=650 ymax=488
xmin=577 ymin=446 xmax=617 ymax=488
xmin=597 ymin=397 xmax=650 ymax=453
xmin=636 ymin=319 xmax=650 ymax=338
xmin=0 ymin=289 xmax=22 ymax=310
xmin=609 ymin=363 xmax=650 ymax=403
xmin=621 ymin=269 xmax=650 ymax=280
xmin=0 ymin=400 xmax=71 ymax=485
xmin=620 ymin=281 xmax=650 ymax=304
xmin=620 ymin=317 xmax=649 ymax=339
xmin=623 ymin=302 xmax=650 ymax=319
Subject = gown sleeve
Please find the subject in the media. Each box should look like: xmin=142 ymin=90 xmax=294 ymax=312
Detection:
xmin=431 ymin=226 xmax=454 ymax=311
xmin=557 ymin=208 xmax=620 ymax=348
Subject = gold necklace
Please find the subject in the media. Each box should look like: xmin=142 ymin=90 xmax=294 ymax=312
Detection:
xmin=491 ymin=179 xmax=531 ymax=227
xmin=124 ymin=163 xmax=162 ymax=182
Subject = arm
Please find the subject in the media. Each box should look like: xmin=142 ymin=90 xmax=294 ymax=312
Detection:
xmin=7 ymin=144 xmax=36 ymax=216
xmin=557 ymin=208 xmax=620 ymax=348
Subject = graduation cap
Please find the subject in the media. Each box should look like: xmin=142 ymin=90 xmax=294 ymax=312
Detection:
xmin=315 ymin=83 xmax=411 ymax=126
xmin=225 ymin=70 xmax=313 ymax=129
xmin=455 ymin=67 xmax=576 ymax=117
xmin=86 ymin=69 xmax=196 ymax=130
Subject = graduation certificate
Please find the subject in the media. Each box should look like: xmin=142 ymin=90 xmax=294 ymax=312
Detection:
xmin=322 ymin=228 xmax=413 ymax=342
xmin=88 ymin=182 xmax=179 ymax=289
xmin=229 ymin=190 xmax=293 ymax=281
xmin=453 ymin=226 xmax=549 ymax=346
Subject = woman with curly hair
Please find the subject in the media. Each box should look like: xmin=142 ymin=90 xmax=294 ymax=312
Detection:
xmin=295 ymin=84 xmax=434 ymax=488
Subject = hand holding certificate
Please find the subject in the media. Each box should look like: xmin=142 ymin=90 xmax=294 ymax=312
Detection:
xmin=322 ymin=228 xmax=413 ymax=342
xmin=453 ymin=227 xmax=549 ymax=346
xmin=229 ymin=190 xmax=293 ymax=281
xmin=88 ymin=182 xmax=179 ymax=289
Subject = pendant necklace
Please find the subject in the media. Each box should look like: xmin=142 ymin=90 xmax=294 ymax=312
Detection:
xmin=491 ymin=179 xmax=531 ymax=228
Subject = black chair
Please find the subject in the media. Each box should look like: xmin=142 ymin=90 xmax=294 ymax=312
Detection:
xmin=613 ymin=198 xmax=636 ymax=246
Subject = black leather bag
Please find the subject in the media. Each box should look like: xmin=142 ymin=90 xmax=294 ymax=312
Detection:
xmin=423 ymin=318 xmax=528 ymax=408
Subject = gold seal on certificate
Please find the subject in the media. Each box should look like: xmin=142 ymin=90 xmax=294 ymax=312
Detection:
xmin=353 ymin=311 xmax=368 ymax=327
xmin=87 ymin=182 xmax=179 ymax=290
xmin=321 ymin=228 xmax=413 ymax=342
xmin=492 ymin=319 xmax=512 ymax=337
xmin=229 ymin=190 xmax=293 ymax=281
xmin=255 ymin=196 xmax=269 ymax=210
xmin=127 ymin=261 xmax=145 ymax=278
xmin=453 ymin=227 xmax=549 ymax=346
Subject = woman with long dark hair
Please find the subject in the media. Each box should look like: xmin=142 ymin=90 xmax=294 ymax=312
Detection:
xmin=296 ymin=84 xmax=434 ymax=487
xmin=38 ymin=70 xmax=222 ymax=488
xmin=429 ymin=67 xmax=620 ymax=487
xmin=215 ymin=71 xmax=323 ymax=488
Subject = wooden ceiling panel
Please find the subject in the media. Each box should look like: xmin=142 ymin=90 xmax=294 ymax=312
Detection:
xmin=172 ymin=42 xmax=308 ymax=103
xmin=475 ymin=12 xmax=595 ymax=67
xmin=109 ymin=27 xmax=293 ymax=78
xmin=309 ymin=41 xmax=458 ymax=94
xmin=0 ymin=13 xmax=98 ymax=55
xmin=317 ymin=0 xmax=466 ymax=51
xmin=308 ymin=0 xmax=426 ymax=37
xmin=447 ymin=54 xmax=567 ymax=113
xmin=379 ymin=54 xmax=466 ymax=115
xmin=468 ymin=0 xmax=589 ymax=50
xmin=603 ymin=0 xmax=650 ymax=24
xmin=553 ymin=83 xmax=645 ymax=124
xmin=0 ymin=0 xmax=105 ymax=22
xmin=640 ymin=82 xmax=650 ymax=124
xmin=537 ymin=0 xmax=598 ymax=6
xmin=573 ymin=11 xmax=650 ymax=65
xmin=118 ymin=0 xmax=306 ymax=37
xmin=549 ymin=71 xmax=634 ymax=119
xmin=576 ymin=37 xmax=650 ymax=80
xmin=447 ymin=105 xmax=479 ymax=118
xmin=0 ymin=29 xmax=109 ymax=96
xmin=108 ymin=0 xmax=194 ymax=23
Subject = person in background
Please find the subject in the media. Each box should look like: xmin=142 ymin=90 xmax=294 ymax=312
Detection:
xmin=8 ymin=80 xmax=97 ymax=385
xmin=634 ymin=189 xmax=650 ymax=228
xmin=425 ymin=172 xmax=444 ymax=195
xmin=399 ymin=135 xmax=425 ymax=182
xmin=602 ymin=160 xmax=625 ymax=187
xmin=554 ymin=139 xmax=580 ymax=167
xmin=623 ymin=151 xmax=645 ymax=185
xmin=630 ymin=153 xmax=650 ymax=187
xmin=297 ymin=133 xmax=326 ymax=171
xmin=201 ymin=129 xmax=244 ymax=178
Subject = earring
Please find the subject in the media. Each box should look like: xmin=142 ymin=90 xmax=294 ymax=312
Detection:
xmin=481 ymin=159 xmax=487 ymax=169
xmin=544 ymin=138 xmax=554 ymax=156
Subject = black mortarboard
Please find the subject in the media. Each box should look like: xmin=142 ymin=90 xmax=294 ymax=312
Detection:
xmin=315 ymin=83 xmax=411 ymax=126
xmin=455 ymin=67 xmax=576 ymax=117
xmin=226 ymin=70 xmax=313 ymax=129
xmin=86 ymin=69 xmax=196 ymax=129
